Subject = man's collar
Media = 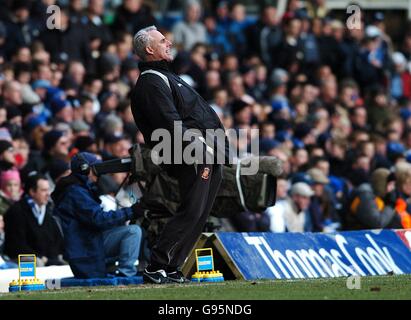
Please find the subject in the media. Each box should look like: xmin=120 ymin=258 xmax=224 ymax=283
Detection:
xmin=138 ymin=60 xmax=170 ymax=72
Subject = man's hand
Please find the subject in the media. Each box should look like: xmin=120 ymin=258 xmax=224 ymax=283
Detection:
xmin=131 ymin=202 xmax=146 ymax=219
xmin=384 ymin=191 xmax=397 ymax=207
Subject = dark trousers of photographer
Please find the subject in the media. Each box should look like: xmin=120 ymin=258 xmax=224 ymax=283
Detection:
xmin=150 ymin=162 xmax=223 ymax=270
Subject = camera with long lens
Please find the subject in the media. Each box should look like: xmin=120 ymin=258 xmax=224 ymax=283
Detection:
xmin=90 ymin=143 xmax=281 ymax=219
xmin=91 ymin=144 xmax=143 ymax=177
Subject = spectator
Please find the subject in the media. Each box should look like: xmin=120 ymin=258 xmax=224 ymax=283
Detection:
xmin=245 ymin=5 xmax=282 ymax=71
xmin=111 ymin=0 xmax=156 ymax=35
xmin=172 ymin=0 xmax=207 ymax=52
xmin=4 ymin=173 xmax=64 ymax=265
xmin=225 ymin=2 xmax=255 ymax=58
xmin=40 ymin=7 xmax=92 ymax=66
xmin=84 ymin=0 xmax=113 ymax=50
xmin=24 ymin=130 xmax=70 ymax=175
xmin=50 ymin=97 xmax=74 ymax=124
xmin=102 ymin=135 xmax=132 ymax=159
xmin=0 ymin=169 xmax=22 ymax=216
xmin=394 ymin=164 xmax=411 ymax=228
xmin=3 ymin=0 xmax=41 ymax=59
xmin=0 ymin=140 xmax=16 ymax=171
xmin=344 ymin=168 xmax=402 ymax=230
xmin=265 ymin=177 xmax=290 ymax=232
xmin=284 ymin=182 xmax=314 ymax=232
xmin=46 ymin=159 xmax=71 ymax=192
xmin=307 ymin=168 xmax=340 ymax=232
xmin=390 ymin=52 xmax=411 ymax=101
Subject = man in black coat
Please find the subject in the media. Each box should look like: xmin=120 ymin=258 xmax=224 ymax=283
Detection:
xmin=4 ymin=173 xmax=64 ymax=265
xmin=131 ymin=26 xmax=227 ymax=284
xmin=40 ymin=7 xmax=92 ymax=67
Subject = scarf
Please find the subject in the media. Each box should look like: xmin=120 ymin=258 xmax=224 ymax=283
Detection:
xmin=25 ymin=195 xmax=46 ymax=226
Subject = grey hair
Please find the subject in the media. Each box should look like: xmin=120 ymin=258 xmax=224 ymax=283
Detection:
xmin=185 ymin=0 xmax=201 ymax=11
xmin=133 ymin=25 xmax=158 ymax=61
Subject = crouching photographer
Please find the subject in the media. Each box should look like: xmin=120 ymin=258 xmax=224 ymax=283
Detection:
xmin=51 ymin=152 xmax=145 ymax=279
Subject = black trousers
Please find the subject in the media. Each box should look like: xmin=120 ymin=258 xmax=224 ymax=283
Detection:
xmin=150 ymin=162 xmax=223 ymax=269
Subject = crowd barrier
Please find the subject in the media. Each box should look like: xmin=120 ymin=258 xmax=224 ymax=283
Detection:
xmin=183 ymin=229 xmax=411 ymax=280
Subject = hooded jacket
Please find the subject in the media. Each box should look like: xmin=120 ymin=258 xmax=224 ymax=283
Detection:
xmin=346 ymin=183 xmax=402 ymax=230
xmin=51 ymin=174 xmax=133 ymax=278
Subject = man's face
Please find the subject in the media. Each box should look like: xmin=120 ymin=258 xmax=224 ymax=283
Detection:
xmin=30 ymin=179 xmax=50 ymax=206
xmin=52 ymin=136 xmax=70 ymax=157
xmin=3 ymin=179 xmax=21 ymax=200
xmin=88 ymin=171 xmax=98 ymax=183
xmin=146 ymin=30 xmax=173 ymax=62
xmin=111 ymin=139 xmax=131 ymax=158
xmin=293 ymin=194 xmax=311 ymax=211
xmin=57 ymin=106 xmax=74 ymax=123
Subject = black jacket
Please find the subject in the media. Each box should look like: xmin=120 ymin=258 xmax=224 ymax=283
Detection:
xmin=130 ymin=60 xmax=231 ymax=165
xmin=40 ymin=21 xmax=92 ymax=66
xmin=4 ymin=198 xmax=63 ymax=260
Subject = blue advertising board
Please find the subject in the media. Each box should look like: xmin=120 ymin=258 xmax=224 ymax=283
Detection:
xmin=19 ymin=262 xmax=35 ymax=277
xmin=216 ymin=230 xmax=411 ymax=280
xmin=197 ymin=256 xmax=214 ymax=271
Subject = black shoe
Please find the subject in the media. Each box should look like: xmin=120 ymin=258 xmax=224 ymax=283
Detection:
xmin=143 ymin=268 xmax=169 ymax=284
xmin=167 ymin=270 xmax=190 ymax=283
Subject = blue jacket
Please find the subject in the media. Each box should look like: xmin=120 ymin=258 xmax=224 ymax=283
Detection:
xmin=52 ymin=174 xmax=133 ymax=278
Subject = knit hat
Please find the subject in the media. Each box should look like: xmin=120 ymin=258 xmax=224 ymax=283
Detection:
xmin=271 ymin=99 xmax=290 ymax=113
xmin=276 ymin=130 xmax=292 ymax=142
xmin=101 ymin=114 xmax=122 ymax=136
xmin=70 ymin=152 xmax=101 ymax=175
xmin=50 ymin=97 xmax=71 ymax=115
xmin=259 ymin=138 xmax=279 ymax=154
xmin=291 ymin=182 xmax=314 ymax=197
xmin=0 ymin=169 xmax=21 ymax=187
xmin=104 ymin=134 xmax=125 ymax=145
xmin=25 ymin=115 xmax=47 ymax=132
xmin=48 ymin=159 xmax=70 ymax=181
xmin=74 ymin=136 xmax=96 ymax=152
xmin=291 ymin=172 xmax=312 ymax=185
xmin=122 ymin=58 xmax=139 ymax=72
xmin=365 ymin=25 xmax=381 ymax=39
xmin=43 ymin=130 xmax=64 ymax=152
xmin=0 ymin=140 xmax=13 ymax=154
xmin=0 ymin=169 xmax=21 ymax=199
xmin=99 ymin=91 xmax=117 ymax=106
xmin=370 ymin=168 xmax=391 ymax=197
xmin=32 ymin=80 xmax=51 ymax=90
xmin=99 ymin=53 xmax=121 ymax=74
xmin=294 ymin=123 xmax=312 ymax=140
xmin=71 ymin=120 xmax=90 ymax=133
xmin=0 ymin=128 xmax=12 ymax=142
xmin=231 ymin=99 xmax=250 ymax=114
xmin=307 ymin=168 xmax=329 ymax=185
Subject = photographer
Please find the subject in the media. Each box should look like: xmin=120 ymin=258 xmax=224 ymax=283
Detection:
xmin=51 ymin=152 xmax=143 ymax=278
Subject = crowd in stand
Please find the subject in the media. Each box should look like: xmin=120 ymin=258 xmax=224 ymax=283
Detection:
xmin=1 ymin=0 xmax=411 ymax=270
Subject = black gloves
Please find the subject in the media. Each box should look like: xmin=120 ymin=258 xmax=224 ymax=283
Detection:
xmin=384 ymin=191 xmax=397 ymax=208
xmin=131 ymin=201 xmax=146 ymax=219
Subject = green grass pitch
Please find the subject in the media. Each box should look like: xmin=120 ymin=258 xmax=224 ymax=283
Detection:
xmin=1 ymin=275 xmax=411 ymax=300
